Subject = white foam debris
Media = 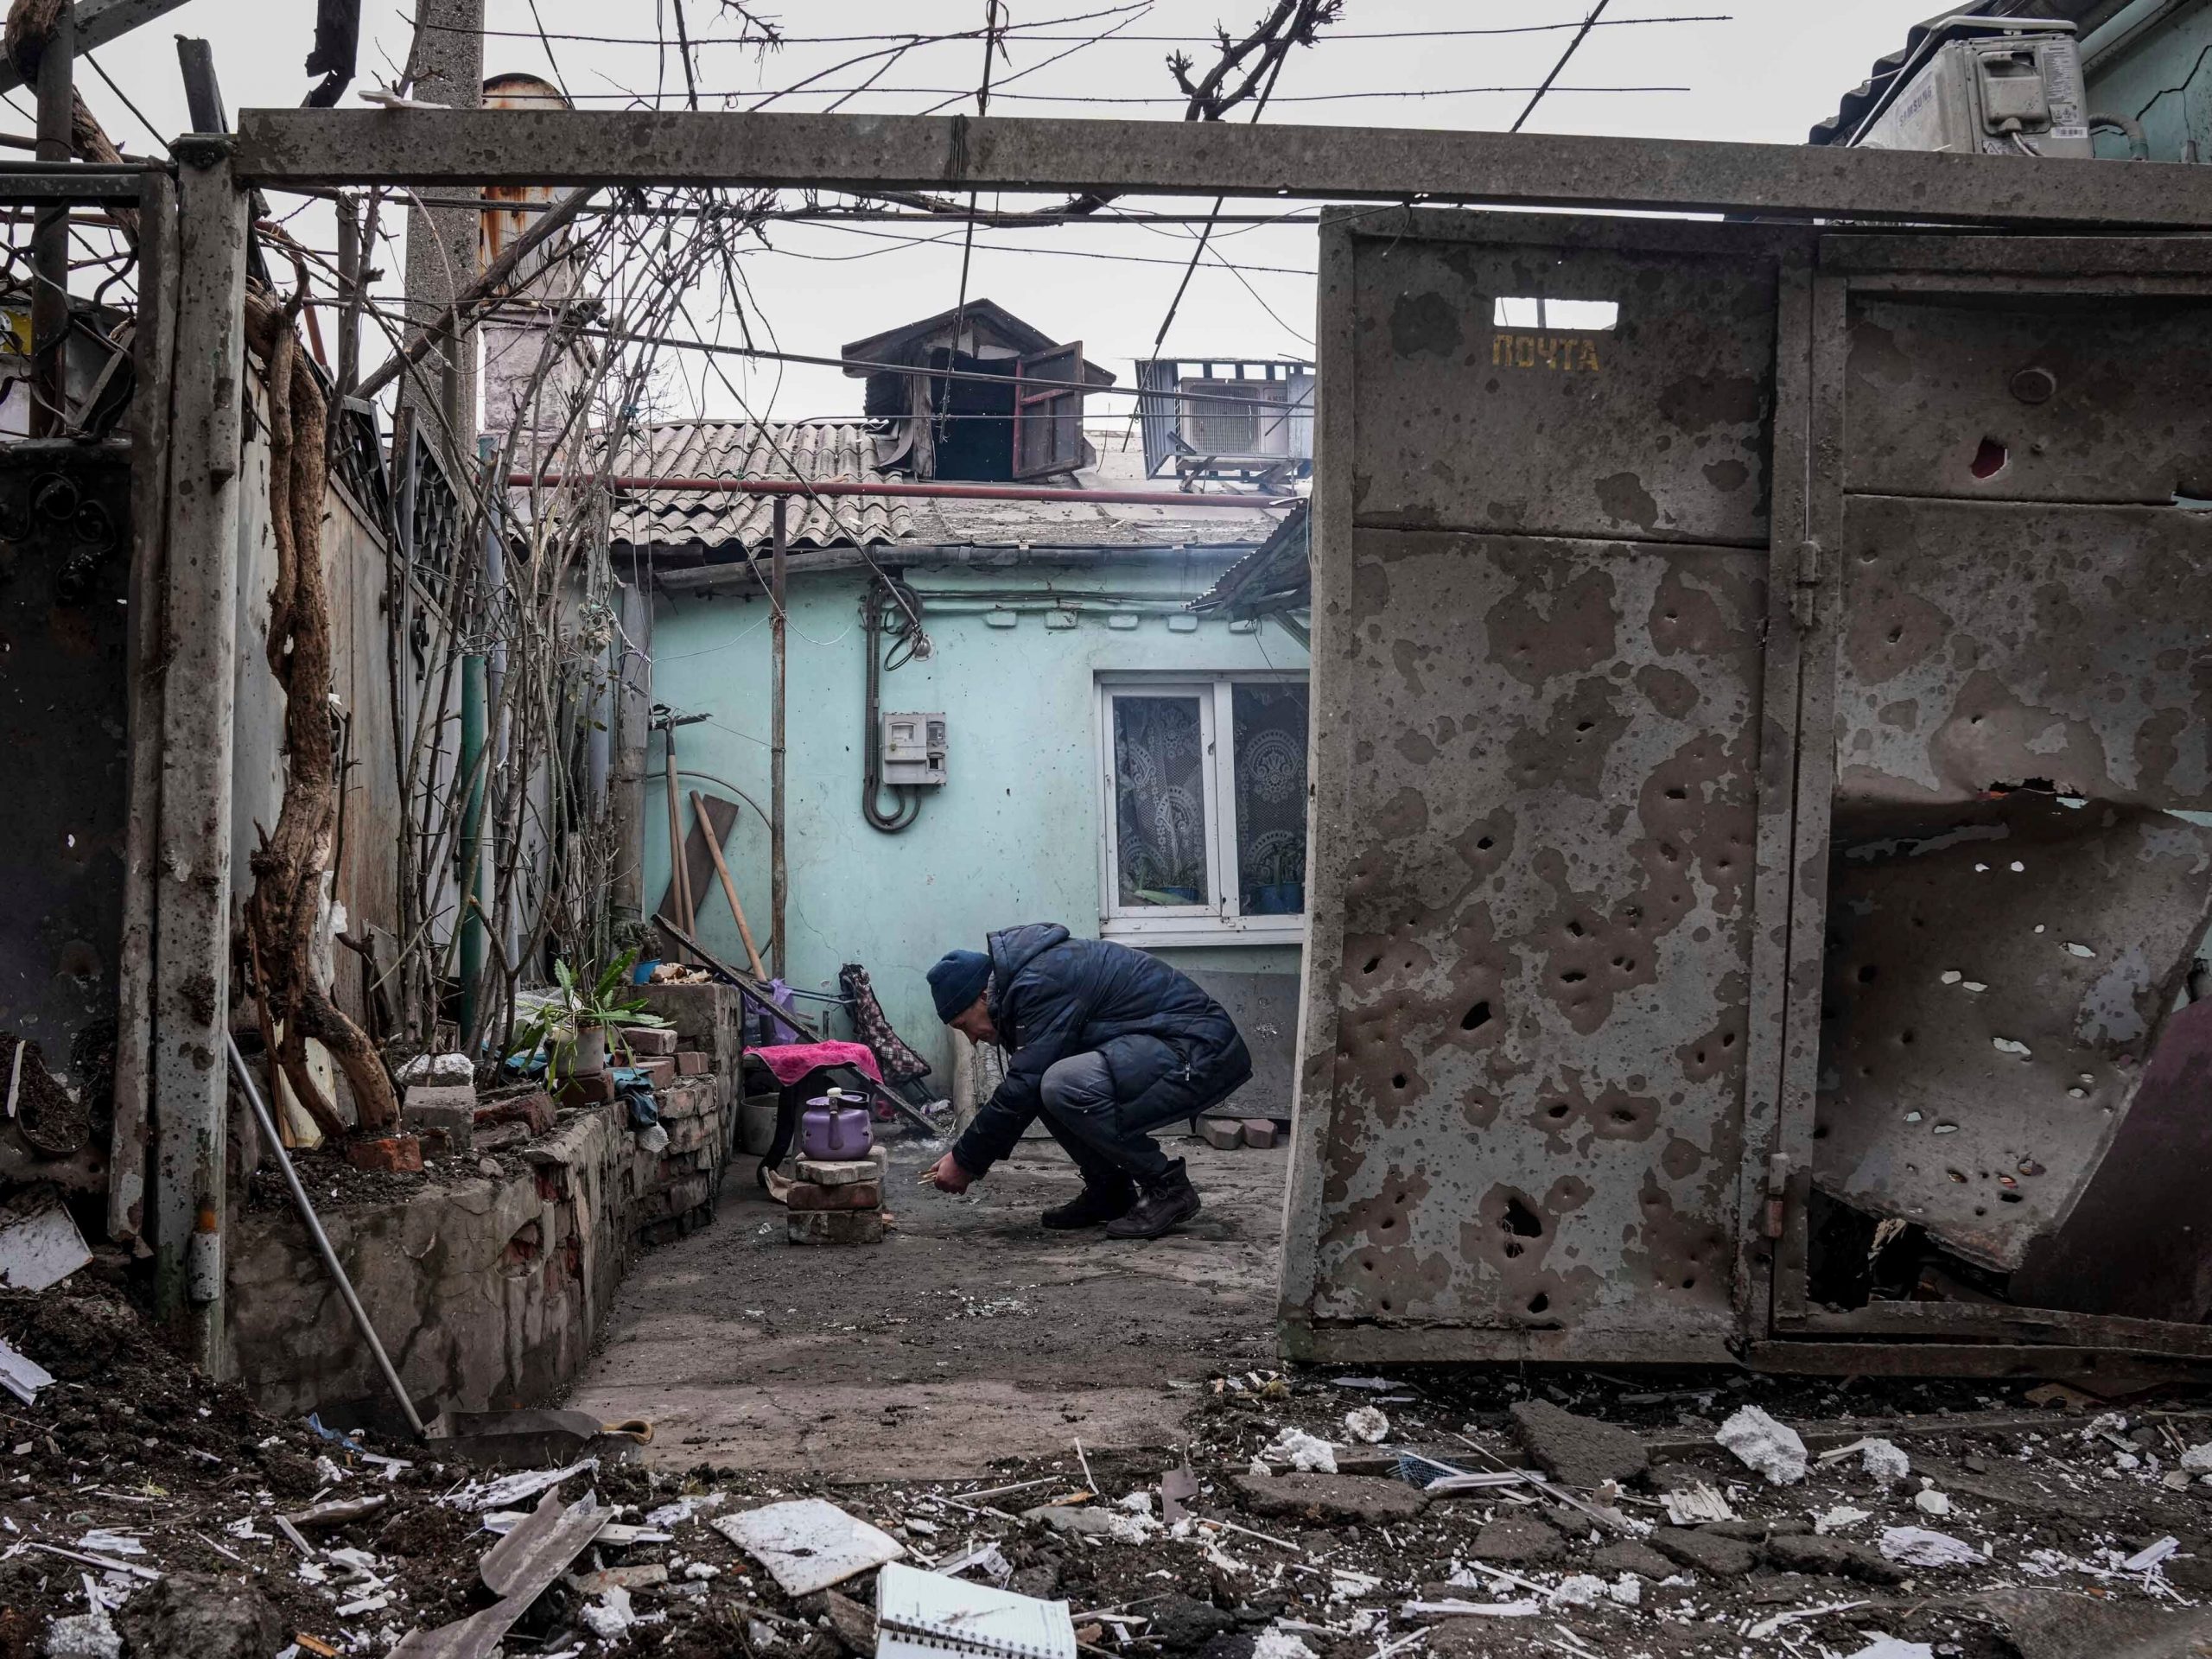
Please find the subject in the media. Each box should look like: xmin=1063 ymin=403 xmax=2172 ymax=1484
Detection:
xmin=2179 ymin=1442 xmax=2212 ymax=1473
xmin=1913 ymin=1489 xmax=1952 ymax=1518
xmin=1717 ymin=1404 xmax=1808 ymax=1485
xmin=1817 ymin=1506 xmax=1872 ymax=1535
xmin=1878 ymin=1526 xmax=1985 ymax=1567
xmin=1262 ymin=1427 xmax=1338 ymax=1475
xmin=1343 ymin=1406 xmax=1390 ymax=1445
xmin=1860 ymin=1439 xmax=1910 ymax=1483
xmin=1252 ymin=1627 xmax=1319 ymax=1659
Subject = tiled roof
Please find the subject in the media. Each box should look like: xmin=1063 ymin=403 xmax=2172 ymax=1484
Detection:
xmin=606 ymin=421 xmax=912 ymax=553
xmin=605 ymin=420 xmax=1289 ymax=560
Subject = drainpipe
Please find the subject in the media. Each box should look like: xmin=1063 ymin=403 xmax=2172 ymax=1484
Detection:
xmin=771 ymin=495 xmax=787 ymax=980
xmin=457 ymin=442 xmax=490 ymax=1047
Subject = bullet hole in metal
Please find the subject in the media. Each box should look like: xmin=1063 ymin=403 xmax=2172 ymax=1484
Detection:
xmin=1970 ymin=436 xmax=2010 ymax=480
xmin=1661 ymin=843 xmax=1680 ymax=861
xmin=1475 ymin=836 xmax=1495 ymax=850
xmin=1544 ymin=1102 xmax=1570 ymax=1120
xmin=1680 ymin=1277 xmax=1696 ymax=1291
xmin=1721 ymin=1031 xmax=1737 ymax=1048
xmin=1503 ymin=1198 xmax=1543 ymax=1237
xmin=1665 ymin=785 xmax=1688 ymax=799
xmin=1886 ymin=624 xmax=1904 ymax=644
xmin=1947 ymin=1168 xmax=1968 ymax=1183
xmin=1567 ymin=920 xmax=1586 ymax=938
xmin=1812 ymin=1122 xmax=1829 ymax=1140
xmin=1575 ymin=720 xmax=1595 ymax=734
xmin=1610 ymin=1107 xmax=1637 ymax=1125
xmin=1857 ymin=963 xmax=1878 ymax=983
xmin=1460 ymin=1001 xmax=1492 ymax=1031
xmin=1391 ymin=1073 xmax=1408 ymax=1090
xmin=1561 ymin=969 xmax=1586 ymax=983
xmin=1363 ymin=956 xmax=1381 ymax=974
xmin=1899 ymin=1029 xmax=1916 ymax=1046
xmin=1526 ymin=1293 xmax=1550 ymax=1314
xmin=1999 ymin=1191 xmax=2023 ymax=1203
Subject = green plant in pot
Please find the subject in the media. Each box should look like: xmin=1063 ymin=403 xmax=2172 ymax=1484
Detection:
xmin=516 ymin=950 xmax=671 ymax=1084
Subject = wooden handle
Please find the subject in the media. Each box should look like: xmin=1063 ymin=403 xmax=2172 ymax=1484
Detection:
xmin=691 ymin=790 xmax=770 ymax=981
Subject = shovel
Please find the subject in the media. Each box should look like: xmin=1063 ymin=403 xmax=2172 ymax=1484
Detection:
xmin=226 ymin=1033 xmax=650 ymax=1465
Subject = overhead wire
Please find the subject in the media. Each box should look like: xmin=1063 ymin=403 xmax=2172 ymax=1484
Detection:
xmin=1513 ymin=0 xmax=1614 ymax=131
xmin=430 ymin=16 xmax=1729 ymax=48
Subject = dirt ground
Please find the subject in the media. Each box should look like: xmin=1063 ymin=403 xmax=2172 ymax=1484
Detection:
xmin=566 ymin=1133 xmax=1287 ymax=1478
xmin=8 ymin=1133 xmax=2212 ymax=1657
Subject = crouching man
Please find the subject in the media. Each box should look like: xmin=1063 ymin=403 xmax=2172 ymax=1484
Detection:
xmin=923 ymin=923 xmax=1252 ymax=1239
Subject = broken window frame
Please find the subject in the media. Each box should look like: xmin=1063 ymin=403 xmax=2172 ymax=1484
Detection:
xmin=1095 ymin=671 xmax=1307 ymax=947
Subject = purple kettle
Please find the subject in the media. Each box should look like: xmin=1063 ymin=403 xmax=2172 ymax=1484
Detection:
xmin=799 ymin=1088 xmax=874 ymax=1162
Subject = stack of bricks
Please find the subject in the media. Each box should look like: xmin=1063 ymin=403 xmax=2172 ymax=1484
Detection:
xmin=623 ymin=1025 xmax=730 ymax=1247
xmin=787 ymin=1150 xmax=887 ymax=1246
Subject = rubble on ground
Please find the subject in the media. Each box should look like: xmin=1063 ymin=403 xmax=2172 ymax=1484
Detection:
xmin=1 ymin=1283 xmax=2209 ymax=1657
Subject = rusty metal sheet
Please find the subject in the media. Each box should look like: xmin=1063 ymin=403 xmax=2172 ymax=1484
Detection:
xmin=1815 ymin=795 xmax=2212 ymax=1270
xmin=1293 ymin=527 xmax=1764 ymax=1357
xmin=1347 ymin=219 xmax=1783 ymax=547
xmin=1843 ymin=293 xmax=2212 ymax=502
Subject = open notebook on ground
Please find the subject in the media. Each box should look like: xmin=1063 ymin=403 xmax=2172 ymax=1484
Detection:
xmin=874 ymin=1561 xmax=1077 ymax=1659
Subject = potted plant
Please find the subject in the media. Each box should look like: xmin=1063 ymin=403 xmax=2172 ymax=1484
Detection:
xmin=517 ymin=950 xmax=671 ymax=1084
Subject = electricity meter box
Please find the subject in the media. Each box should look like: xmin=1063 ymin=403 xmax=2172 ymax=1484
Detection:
xmin=881 ymin=712 xmax=948 ymax=787
xmin=1850 ymin=16 xmax=2089 ymax=159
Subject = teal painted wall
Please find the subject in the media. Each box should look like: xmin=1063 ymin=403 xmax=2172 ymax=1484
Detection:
xmin=2087 ymin=3 xmax=2212 ymax=162
xmin=644 ymin=557 xmax=1309 ymax=1083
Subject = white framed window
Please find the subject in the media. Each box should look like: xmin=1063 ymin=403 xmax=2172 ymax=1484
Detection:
xmin=1096 ymin=672 xmax=1309 ymax=946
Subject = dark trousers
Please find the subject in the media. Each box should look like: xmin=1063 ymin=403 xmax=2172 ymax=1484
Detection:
xmin=1032 ymin=1031 xmax=1251 ymax=1184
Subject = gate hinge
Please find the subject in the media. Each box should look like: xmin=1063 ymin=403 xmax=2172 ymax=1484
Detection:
xmin=1789 ymin=538 xmax=1822 ymax=632
xmin=1764 ymin=1152 xmax=1790 ymax=1239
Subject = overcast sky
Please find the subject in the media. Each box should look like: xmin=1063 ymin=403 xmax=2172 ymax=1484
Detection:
xmin=62 ymin=1 xmax=1948 ymax=423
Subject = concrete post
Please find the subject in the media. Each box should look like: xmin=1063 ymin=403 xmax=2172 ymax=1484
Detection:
xmin=399 ymin=0 xmax=482 ymax=451
xmin=110 ymin=168 xmax=180 ymax=1243
xmin=152 ymin=140 xmax=249 ymax=1371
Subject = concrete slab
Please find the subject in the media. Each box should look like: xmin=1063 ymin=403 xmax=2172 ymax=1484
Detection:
xmin=564 ymin=1135 xmax=1285 ymax=1479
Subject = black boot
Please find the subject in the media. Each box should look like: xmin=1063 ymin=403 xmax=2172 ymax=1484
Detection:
xmin=1104 ymin=1160 xmax=1201 ymax=1240
xmin=1041 ymin=1176 xmax=1137 ymax=1230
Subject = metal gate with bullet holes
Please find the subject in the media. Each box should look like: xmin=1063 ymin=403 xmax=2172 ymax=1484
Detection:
xmin=1282 ymin=208 xmax=2212 ymax=1376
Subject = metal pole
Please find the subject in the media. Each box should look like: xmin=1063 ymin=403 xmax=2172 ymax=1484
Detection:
xmin=152 ymin=140 xmax=248 ymax=1370
xmin=398 ymin=0 xmax=483 ymax=450
xmin=771 ymin=495 xmax=787 ymax=982
xmin=334 ymin=191 xmax=359 ymax=396
xmin=225 ymin=1033 xmax=426 ymax=1439
xmin=29 ymin=0 xmax=74 ymax=437
xmin=458 ymin=643 xmax=485 ymax=1046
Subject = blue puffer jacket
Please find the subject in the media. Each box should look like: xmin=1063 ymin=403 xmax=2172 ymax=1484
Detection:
xmin=950 ymin=923 xmax=1252 ymax=1174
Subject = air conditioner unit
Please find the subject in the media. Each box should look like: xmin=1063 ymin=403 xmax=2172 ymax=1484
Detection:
xmin=1852 ymin=16 xmax=2090 ymax=158
xmin=1177 ymin=378 xmax=1300 ymax=461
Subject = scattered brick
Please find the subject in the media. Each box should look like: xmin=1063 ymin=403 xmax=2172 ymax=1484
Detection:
xmin=675 ymin=1050 xmax=709 ymax=1077
xmin=787 ymin=1210 xmax=886 ymax=1245
xmin=787 ymin=1180 xmax=881 ymax=1212
xmin=478 ymin=1090 xmax=556 ymax=1131
xmin=1199 ymin=1119 xmax=1242 ymax=1151
xmin=1239 ymin=1118 xmax=1277 ymax=1149
xmin=344 ymin=1134 xmax=423 ymax=1174
xmin=620 ymin=1026 xmax=677 ymax=1057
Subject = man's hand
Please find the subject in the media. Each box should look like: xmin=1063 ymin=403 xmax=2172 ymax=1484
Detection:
xmin=925 ymin=1152 xmax=976 ymax=1193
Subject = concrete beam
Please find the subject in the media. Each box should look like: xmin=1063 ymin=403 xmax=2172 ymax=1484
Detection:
xmin=231 ymin=108 xmax=2212 ymax=230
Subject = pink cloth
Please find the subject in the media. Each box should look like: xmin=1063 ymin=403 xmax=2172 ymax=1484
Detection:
xmin=751 ymin=1040 xmax=884 ymax=1087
